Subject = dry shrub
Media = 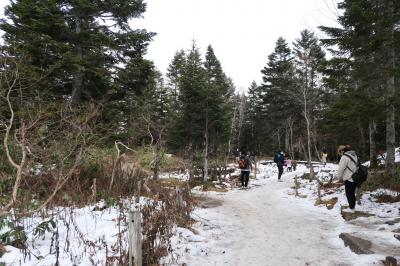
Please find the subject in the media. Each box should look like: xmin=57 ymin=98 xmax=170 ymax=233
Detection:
xmin=374 ymin=193 xmax=400 ymax=203
xmin=19 ymin=148 xmax=155 ymax=206
xmin=360 ymin=169 xmax=400 ymax=192
xmin=141 ymin=186 xmax=194 ymax=265
xmin=0 ymin=242 xmax=5 ymax=257
xmin=161 ymin=155 xmax=186 ymax=173
xmin=3 ymin=143 xmax=196 ymax=265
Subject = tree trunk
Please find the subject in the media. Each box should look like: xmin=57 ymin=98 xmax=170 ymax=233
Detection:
xmin=305 ymin=113 xmax=315 ymax=180
xmin=71 ymin=18 xmax=83 ymax=105
xmin=385 ymin=5 xmax=396 ymax=175
xmin=237 ymin=96 xmax=246 ymax=148
xmin=152 ymin=134 xmax=163 ymax=180
xmin=188 ymin=143 xmax=195 ymax=180
xmin=277 ymin=129 xmax=281 ymax=150
xmin=225 ymin=104 xmax=237 ymax=178
xmin=369 ymin=120 xmax=377 ymax=168
xmin=203 ymin=115 xmax=209 ymax=182
xmin=285 ymin=124 xmax=289 ymax=153
xmin=358 ymin=119 xmax=366 ymax=157
xmin=288 ymin=118 xmax=294 ymax=159
xmin=386 ymin=102 xmax=396 ymax=174
xmin=311 ymin=130 xmax=321 ymax=161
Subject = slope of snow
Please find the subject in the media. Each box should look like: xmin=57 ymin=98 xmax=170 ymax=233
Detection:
xmin=164 ymin=162 xmax=400 ymax=265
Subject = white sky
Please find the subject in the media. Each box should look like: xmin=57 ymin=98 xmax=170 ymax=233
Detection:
xmin=132 ymin=0 xmax=341 ymax=92
xmin=0 ymin=0 xmax=340 ymax=93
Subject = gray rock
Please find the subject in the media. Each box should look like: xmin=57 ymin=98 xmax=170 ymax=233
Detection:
xmin=339 ymin=233 xmax=374 ymax=254
xmin=392 ymin=228 xmax=400 ymax=233
xmin=394 ymin=234 xmax=400 ymax=242
xmin=385 ymin=218 xmax=400 ymax=225
xmin=341 ymin=210 xmax=374 ymax=221
xmin=383 ymin=256 xmax=397 ymax=266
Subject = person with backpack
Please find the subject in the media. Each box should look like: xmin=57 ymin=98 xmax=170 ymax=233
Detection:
xmin=337 ymin=145 xmax=361 ymax=211
xmin=274 ymin=151 xmax=285 ymax=181
xmin=238 ymin=153 xmax=252 ymax=188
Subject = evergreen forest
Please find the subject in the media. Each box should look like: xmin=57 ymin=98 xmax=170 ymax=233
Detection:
xmin=0 ymin=1 xmax=399 ymax=264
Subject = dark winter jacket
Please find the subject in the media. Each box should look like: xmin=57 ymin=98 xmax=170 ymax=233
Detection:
xmin=274 ymin=152 xmax=284 ymax=166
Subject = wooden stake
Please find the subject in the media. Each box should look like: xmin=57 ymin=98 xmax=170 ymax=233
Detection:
xmin=128 ymin=210 xmax=142 ymax=266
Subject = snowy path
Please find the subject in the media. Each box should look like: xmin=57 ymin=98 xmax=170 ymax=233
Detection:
xmin=185 ymin=176 xmax=357 ymax=266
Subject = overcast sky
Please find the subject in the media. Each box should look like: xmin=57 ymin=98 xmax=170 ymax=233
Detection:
xmin=0 ymin=0 xmax=340 ymax=92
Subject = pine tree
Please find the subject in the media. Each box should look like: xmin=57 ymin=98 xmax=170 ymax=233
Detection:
xmin=0 ymin=0 xmax=154 ymax=104
xmin=292 ymin=29 xmax=326 ymax=179
xmin=241 ymin=81 xmax=264 ymax=154
xmin=260 ymin=37 xmax=299 ymax=153
xmin=320 ymin=0 xmax=399 ymax=172
xmin=202 ymin=45 xmax=233 ymax=180
xmin=166 ymin=49 xmax=186 ymax=105
xmin=203 ymin=45 xmax=232 ymax=152
xmin=168 ymin=41 xmax=206 ymax=159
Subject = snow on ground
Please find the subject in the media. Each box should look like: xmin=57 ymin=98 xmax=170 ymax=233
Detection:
xmin=0 ymin=199 xmax=145 ymax=266
xmin=165 ymin=162 xmax=400 ymax=266
xmin=1 ymin=161 xmax=399 ymax=266
xmin=365 ymin=147 xmax=400 ymax=166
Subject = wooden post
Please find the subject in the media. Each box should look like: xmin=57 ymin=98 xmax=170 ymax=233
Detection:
xmin=317 ymin=182 xmax=321 ymax=199
xmin=175 ymin=186 xmax=184 ymax=208
xmin=128 ymin=210 xmax=142 ymax=266
xmin=90 ymin=178 xmax=97 ymax=203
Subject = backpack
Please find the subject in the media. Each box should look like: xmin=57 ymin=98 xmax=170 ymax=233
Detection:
xmin=344 ymin=154 xmax=368 ymax=186
xmin=274 ymin=153 xmax=283 ymax=165
xmin=238 ymin=158 xmax=247 ymax=169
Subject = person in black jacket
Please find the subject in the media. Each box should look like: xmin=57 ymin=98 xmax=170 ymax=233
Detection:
xmin=274 ymin=151 xmax=285 ymax=181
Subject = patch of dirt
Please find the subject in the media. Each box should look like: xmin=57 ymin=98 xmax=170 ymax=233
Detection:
xmin=382 ymin=256 xmax=397 ymax=266
xmin=196 ymin=197 xmax=223 ymax=209
xmin=341 ymin=210 xmax=375 ymax=221
xmin=339 ymin=233 xmax=374 ymax=254
xmin=385 ymin=218 xmax=400 ymax=225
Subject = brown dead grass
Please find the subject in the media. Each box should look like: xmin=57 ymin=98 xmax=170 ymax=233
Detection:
xmin=203 ymin=186 xmax=228 ymax=193
xmin=315 ymin=197 xmax=338 ymax=210
xmin=374 ymin=193 xmax=400 ymax=203
xmin=159 ymin=178 xmax=187 ymax=188
xmin=0 ymin=242 xmax=6 ymax=257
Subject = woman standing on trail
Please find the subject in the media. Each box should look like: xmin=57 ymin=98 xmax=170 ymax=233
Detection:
xmin=337 ymin=145 xmax=358 ymax=211
xmin=321 ymin=151 xmax=328 ymax=166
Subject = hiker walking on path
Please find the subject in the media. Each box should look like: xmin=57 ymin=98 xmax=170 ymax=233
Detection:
xmin=286 ymin=159 xmax=292 ymax=172
xmin=274 ymin=151 xmax=285 ymax=181
xmin=238 ymin=153 xmax=252 ymax=188
xmin=337 ymin=145 xmax=358 ymax=211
